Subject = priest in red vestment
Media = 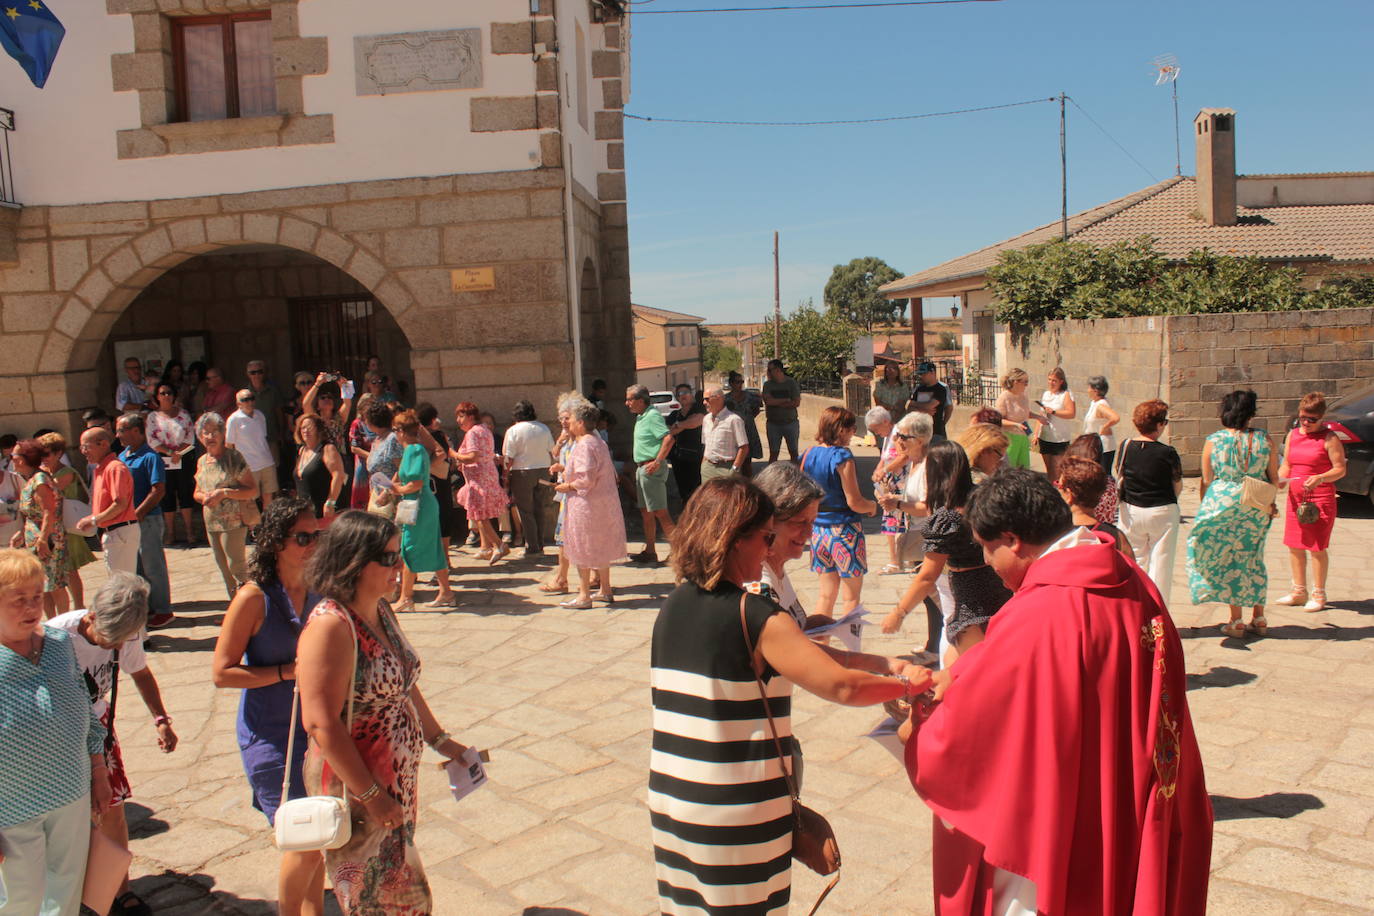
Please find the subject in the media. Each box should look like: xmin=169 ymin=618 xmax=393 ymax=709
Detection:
xmin=905 ymin=468 xmax=1212 ymax=915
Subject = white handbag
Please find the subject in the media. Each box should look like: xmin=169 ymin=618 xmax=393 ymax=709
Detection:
xmin=1236 ymin=430 xmax=1278 ymax=515
xmin=394 ymin=497 xmax=419 ymax=527
xmin=274 ymin=612 xmax=359 ymax=852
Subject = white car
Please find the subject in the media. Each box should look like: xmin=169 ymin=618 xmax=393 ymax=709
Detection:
xmin=650 ymin=390 xmax=680 ymax=417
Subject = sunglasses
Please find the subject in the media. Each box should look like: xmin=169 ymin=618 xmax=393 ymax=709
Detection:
xmin=290 ymin=530 xmax=321 ymax=547
xmin=373 ymin=550 xmax=401 ymax=568
xmin=1298 ymin=414 xmax=1321 ymax=423
xmin=239 ymin=395 xmax=256 ymax=402
xmin=248 ymin=369 xmax=265 ymax=376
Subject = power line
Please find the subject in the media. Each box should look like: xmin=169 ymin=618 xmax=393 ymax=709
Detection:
xmin=631 ymin=0 xmax=1001 ymax=13
xmin=624 ymin=96 xmax=1056 ymax=127
xmin=1066 ymin=96 xmax=1158 ymax=182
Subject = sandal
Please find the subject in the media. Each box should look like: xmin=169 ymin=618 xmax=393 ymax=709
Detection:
xmin=1246 ymin=615 xmax=1268 ymax=637
xmin=1274 ymin=583 xmax=1308 ymax=607
xmin=1219 ymin=620 xmax=1247 ymax=639
xmin=427 ymin=594 xmax=460 ymax=608
xmin=592 ymin=591 xmax=615 ymax=605
xmin=489 ymin=544 xmax=511 ymax=566
xmin=1304 ymin=588 xmax=1327 ymax=612
xmin=537 ymin=581 xmax=569 ymax=595
xmin=392 ymin=598 xmax=415 ymax=614
xmin=559 ymin=596 xmax=593 ymax=609
xmin=113 ymin=891 xmax=153 ymax=916
xmin=878 ymin=564 xmax=904 ymax=575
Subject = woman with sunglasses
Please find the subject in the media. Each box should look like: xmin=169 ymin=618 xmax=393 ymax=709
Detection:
xmin=147 ymin=382 xmax=197 ymax=546
xmin=296 ymin=511 xmax=470 ymax=914
xmin=301 ymin=372 xmax=353 ymax=461
xmin=1276 ymin=391 xmax=1347 ymax=612
xmin=212 ymin=496 xmax=325 ymax=916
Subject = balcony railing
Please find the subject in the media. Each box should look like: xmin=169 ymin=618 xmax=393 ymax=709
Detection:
xmin=1 ymin=107 xmax=15 ymax=205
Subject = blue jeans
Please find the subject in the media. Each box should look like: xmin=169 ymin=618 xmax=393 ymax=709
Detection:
xmin=136 ymin=513 xmax=172 ymax=616
xmin=766 ymin=420 xmax=800 ymax=461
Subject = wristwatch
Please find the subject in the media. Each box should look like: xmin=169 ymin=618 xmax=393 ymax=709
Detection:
xmin=894 ymin=674 xmax=914 ymax=696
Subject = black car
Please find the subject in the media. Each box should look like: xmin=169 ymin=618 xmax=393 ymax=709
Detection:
xmin=1307 ymin=384 xmax=1374 ymax=504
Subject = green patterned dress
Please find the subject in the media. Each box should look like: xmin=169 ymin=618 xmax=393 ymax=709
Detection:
xmin=1187 ymin=429 xmax=1272 ymax=606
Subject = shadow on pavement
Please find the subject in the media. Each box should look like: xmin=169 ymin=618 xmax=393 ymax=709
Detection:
xmin=1326 ymin=598 xmax=1374 ymax=614
xmin=523 ymin=909 xmax=589 ymax=916
xmin=1210 ymin=792 xmax=1324 ymax=821
xmin=131 ymin=868 xmax=344 ymax=915
xmin=125 ymin=801 xmax=169 ymax=839
xmin=1337 ymin=494 xmax=1374 ymax=519
xmin=1186 ymin=666 xmax=1258 ymax=690
xmin=1177 ymin=623 xmax=1374 ymax=643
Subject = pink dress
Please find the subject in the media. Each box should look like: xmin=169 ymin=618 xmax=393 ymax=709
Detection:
xmin=455 ymin=424 xmax=508 ymax=521
xmin=562 ymin=434 xmax=626 ymax=568
xmin=1283 ymin=426 xmax=1338 ymax=551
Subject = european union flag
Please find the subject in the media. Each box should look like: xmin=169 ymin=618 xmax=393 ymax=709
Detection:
xmin=0 ymin=0 xmax=64 ymax=88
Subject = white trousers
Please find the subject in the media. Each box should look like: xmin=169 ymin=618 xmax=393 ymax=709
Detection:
xmin=0 ymin=794 xmax=91 ymax=916
xmin=100 ymin=523 xmax=141 ymax=575
xmin=1118 ymin=501 xmax=1180 ymax=608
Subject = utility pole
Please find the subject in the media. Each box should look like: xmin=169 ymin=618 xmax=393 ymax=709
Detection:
xmin=1059 ymin=93 xmax=1068 ymax=240
xmin=772 ymin=231 xmax=781 ymax=360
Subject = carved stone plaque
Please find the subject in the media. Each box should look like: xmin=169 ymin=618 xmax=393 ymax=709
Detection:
xmin=354 ymin=29 xmax=483 ymax=96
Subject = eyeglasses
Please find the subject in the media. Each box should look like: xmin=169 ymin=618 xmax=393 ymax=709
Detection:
xmin=373 ymin=550 xmax=401 ymax=568
xmin=290 ymin=530 xmax=321 ymax=547
xmin=247 ymin=369 xmax=264 ymax=376
xmin=1298 ymin=414 xmax=1321 ymax=424
xmin=892 ymin=432 xmax=915 ymax=442
xmin=238 ymin=396 xmax=256 ymax=403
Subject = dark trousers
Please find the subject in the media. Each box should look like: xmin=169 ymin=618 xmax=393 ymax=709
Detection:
xmin=509 ymin=468 xmax=551 ymax=551
xmin=671 ymin=451 xmax=702 ymax=507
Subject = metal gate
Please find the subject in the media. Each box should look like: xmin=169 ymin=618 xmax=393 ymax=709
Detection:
xmin=288 ymin=296 xmax=378 ymax=383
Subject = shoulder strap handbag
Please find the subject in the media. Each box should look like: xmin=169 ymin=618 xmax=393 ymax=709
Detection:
xmin=1237 ymin=430 xmax=1278 ymax=514
xmin=738 ymin=595 xmax=841 ymax=916
xmin=275 ymin=609 xmax=359 ymax=851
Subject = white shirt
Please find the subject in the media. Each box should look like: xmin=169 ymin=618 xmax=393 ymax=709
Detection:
xmin=225 ymin=409 xmax=274 ymax=471
xmin=502 ymin=421 xmax=555 ymax=471
xmin=702 ymin=407 xmax=748 ymax=464
xmin=46 ymin=609 xmax=149 ymax=718
xmin=1039 ymin=389 xmax=1073 ymax=444
xmin=1084 ymin=398 xmax=1116 ymax=453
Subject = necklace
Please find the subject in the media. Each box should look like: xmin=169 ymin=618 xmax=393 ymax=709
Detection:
xmin=6 ymin=632 xmax=42 ymax=663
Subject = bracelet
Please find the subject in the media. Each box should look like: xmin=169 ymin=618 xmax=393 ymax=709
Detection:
xmin=427 ymin=730 xmax=451 ymax=749
xmin=354 ymin=781 xmax=382 ymax=803
xmin=277 ymin=663 xmax=285 ymax=682
xmin=153 ymin=714 xmax=172 ymax=726
xmin=895 ymin=674 xmax=913 ymax=696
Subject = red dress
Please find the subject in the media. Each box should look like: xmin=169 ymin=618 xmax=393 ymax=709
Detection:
xmin=907 ymin=537 xmax=1212 ymax=915
xmin=1283 ymin=427 xmax=1338 ymax=551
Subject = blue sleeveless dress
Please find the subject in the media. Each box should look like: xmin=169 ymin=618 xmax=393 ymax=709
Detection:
xmin=236 ymin=580 xmax=320 ymax=824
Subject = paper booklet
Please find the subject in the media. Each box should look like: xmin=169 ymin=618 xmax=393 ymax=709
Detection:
xmin=444 ymin=747 xmax=491 ymax=803
xmin=805 ymin=606 xmax=867 ymax=652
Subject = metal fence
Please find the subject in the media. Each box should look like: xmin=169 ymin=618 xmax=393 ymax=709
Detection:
xmin=0 ymin=108 xmax=14 ymax=205
xmin=931 ymin=358 xmax=999 ymax=407
xmin=797 ymin=377 xmax=843 ymax=399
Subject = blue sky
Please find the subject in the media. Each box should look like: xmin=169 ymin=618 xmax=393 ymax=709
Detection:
xmin=623 ymin=0 xmax=1374 ymax=323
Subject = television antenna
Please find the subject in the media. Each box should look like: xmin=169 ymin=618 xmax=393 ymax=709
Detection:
xmin=1150 ymin=54 xmax=1182 ymax=176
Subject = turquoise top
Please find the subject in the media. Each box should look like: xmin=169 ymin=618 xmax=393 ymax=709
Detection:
xmin=0 ymin=627 xmax=105 ymax=827
xmin=634 ymin=408 xmax=671 ymax=463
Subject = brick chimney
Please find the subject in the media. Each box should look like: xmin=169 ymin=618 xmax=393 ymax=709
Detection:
xmin=1194 ymin=108 xmax=1237 ymax=227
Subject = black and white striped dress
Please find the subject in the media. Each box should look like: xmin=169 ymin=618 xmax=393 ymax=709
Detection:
xmin=650 ymin=581 xmax=794 ymax=914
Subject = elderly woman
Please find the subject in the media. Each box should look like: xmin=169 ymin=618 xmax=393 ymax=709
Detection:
xmin=194 ymin=412 xmax=260 ymax=599
xmin=35 ymin=434 xmax=97 ymax=611
xmin=147 ymin=381 xmax=197 ymax=546
xmin=293 ymin=414 xmax=347 ymax=521
xmin=361 ymin=400 xmax=402 ymax=520
xmin=1117 ymin=399 xmax=1183 ymax=606
xmin=555 ymin=400 xmax=627 ymax=608
xmin=1186 ymin=390 xmax=1280 ymax=636
xmin=1066 ymin=434 xmax=1119 ymax=524
xmin=1083 ymin=375 xmax=1121 ymax=473
xmin=297 ymin=511 xmax=471 ymax=914
xmin=867 ymin=406 xmax=911 ymax=576
xmin=1034 ymin=366 xmax=1076 ymax=479
xmin=801 ymin=407 xmax=879 ymax=615
xmin=391 ymin=409 xmax=457 ymax=611
xmin=881 ymin=441 xmax=1013 ymax=666
xmin=46 ymin=571 xmax=177 ymax=916
xmin=1276 ymin=391 xmax=1346 ymax=613
xmin=650 ymin=476 xmax=930 ymax=913
xmin=453 ymin=401 xmax=510 ymax=564
xmin=8 ymin=438 xmax=68 ymax=618
xmin=994 ymin=368 xmax=1038 ymax=469
xmin=876 ymin=411 xmax=943 ymax=656
xmin=1054 ymin=456 xmax=1130 ymax=554
xmin=212 ymin=497 xmax=325 ymax=916
xmin=539 ymin=394 xmax=584 ymax=596
xmin=0 ymin=548 xmax=110 ymax=915
xmin=956 ymin=422 xmax=1010 ymax=483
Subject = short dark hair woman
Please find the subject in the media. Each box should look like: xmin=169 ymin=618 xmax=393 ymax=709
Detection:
xmin=881 ymin=441 xmax=1013 ymax=665
xmin=1185 ymin=389 xmax=1281 ymax=637
xmin=1116 ymin=399 xmax=1183 ymax=606
xmin=650 ymin=477 xmax=928 ymax=913
xmin=296 ymin=510 xmax=470 ymax=913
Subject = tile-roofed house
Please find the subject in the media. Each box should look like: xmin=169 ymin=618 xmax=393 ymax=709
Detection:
xmin=633 ymin=304 xmax=706 ymax=392
xmin=881 ymin=107 xmax=1374 ymax=375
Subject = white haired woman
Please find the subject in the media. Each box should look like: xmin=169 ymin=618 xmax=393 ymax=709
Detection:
xmin=554 ymin=400 xmax=627 ymax=607
xmin=0 ymin=549 xmax=110 ymax=915
xmin=876 ymin=411 xmax=944 ymax=657
xmin=194 ymin=412 xmax=260 ymax=599
xmin=539 ymin=392 xmax=589 ymax=596
xmin=45 ymin=570 xmax=178 ymax=916
xmin=867 ymin=406 xmax=913 ymax=576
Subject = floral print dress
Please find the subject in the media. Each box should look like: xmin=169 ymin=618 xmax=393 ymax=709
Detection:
xmin=1186 ymin=429 xmax=1272 ymax=606
xmin=21 ymin=471 xmax=68 ymax=592
xmin=455 ymin=424 xmax=508 ymax=521
xmin=304 ymin=598 xmax=430 ymax=915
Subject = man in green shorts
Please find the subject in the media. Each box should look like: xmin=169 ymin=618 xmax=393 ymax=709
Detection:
xmin=626 ymin=385 xmax=677 ymax=564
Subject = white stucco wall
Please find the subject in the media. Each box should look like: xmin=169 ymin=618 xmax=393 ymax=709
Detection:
xmin=8 ymin=0 xmax=543 ymax=206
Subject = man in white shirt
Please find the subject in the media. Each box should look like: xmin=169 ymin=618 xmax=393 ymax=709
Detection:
xmin=116 ymin=358 xmax=147 ymax=413
xmin=225 ymin=389 xmax=278 ymax=506
xmin=699 ymin=385 xmax=749 ymax=482
xmin=502 ymin=400 xmax=556 ymax=558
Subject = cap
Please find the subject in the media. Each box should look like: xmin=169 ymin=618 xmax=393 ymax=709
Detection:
xmin=917 ymin=361 xmax=937 ymax=374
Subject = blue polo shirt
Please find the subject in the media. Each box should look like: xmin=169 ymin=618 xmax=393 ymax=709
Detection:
xmin=119 ymin=442 xmax=165 ymax=516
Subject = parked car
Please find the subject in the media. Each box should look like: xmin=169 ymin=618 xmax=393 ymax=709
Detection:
xmin=650 ymin=390 xmax=680 ymax=418
xmin=1283 ymin=384 xmax=1374 ymax=504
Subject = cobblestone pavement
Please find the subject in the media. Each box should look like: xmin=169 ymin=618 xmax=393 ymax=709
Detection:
xmin=87 ymin=470 xmax=1374 ymax=914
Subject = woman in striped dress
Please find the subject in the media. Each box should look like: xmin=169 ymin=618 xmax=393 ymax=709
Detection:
xmin=650 ymin=476 xmax=929 ymax=914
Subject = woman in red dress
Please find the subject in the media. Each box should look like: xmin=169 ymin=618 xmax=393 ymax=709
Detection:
xmin=1276 ymin=391 xmax=1347 ymax=612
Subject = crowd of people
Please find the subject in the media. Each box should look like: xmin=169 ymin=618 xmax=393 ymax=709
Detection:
xmin=0 ymin=348 xmax=1349 ymax=915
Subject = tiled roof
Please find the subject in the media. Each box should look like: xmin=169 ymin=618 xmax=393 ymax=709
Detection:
xmin=882 ymin=176 xmax=1374 ymax=296
xmin=632 ymin=304 xmax=706 ymax=325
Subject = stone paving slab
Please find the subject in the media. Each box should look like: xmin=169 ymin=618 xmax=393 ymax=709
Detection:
xmin=80 ymin=470 xmax=1374 ymax=914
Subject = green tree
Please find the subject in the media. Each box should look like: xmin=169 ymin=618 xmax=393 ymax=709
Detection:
xmin=823 ymin=256 xmax=908 ymax=331
xmin=702 ymin=336 xmax=741 ymax=374
xmin=761 ymin=299 xmax=860 ymax=382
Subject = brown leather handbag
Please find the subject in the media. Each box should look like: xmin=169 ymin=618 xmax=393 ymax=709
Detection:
xmin=739 ymin=597 xmax=841 ymax=915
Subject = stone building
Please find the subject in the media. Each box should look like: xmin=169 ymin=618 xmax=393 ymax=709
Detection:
xmin=631 ymin=304 xmax=704 ymax=392
xmin=0 ymin=0 xmax=634 ymax=434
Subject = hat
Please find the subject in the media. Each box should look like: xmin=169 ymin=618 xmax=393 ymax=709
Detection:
xmin=916 ymin=361 xmax=937 ymax=374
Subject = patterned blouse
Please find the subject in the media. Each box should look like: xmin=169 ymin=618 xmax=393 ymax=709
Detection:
xmin=195 ymin=446 xmax=252 ymax=533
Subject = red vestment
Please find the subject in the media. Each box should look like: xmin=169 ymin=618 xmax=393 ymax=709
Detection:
xmin=907 ymin=539 xmax=1212 ymax=914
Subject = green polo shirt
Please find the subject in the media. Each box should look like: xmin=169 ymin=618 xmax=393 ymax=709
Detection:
xmin=633 ymin=408 xmax=671 ymax=462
